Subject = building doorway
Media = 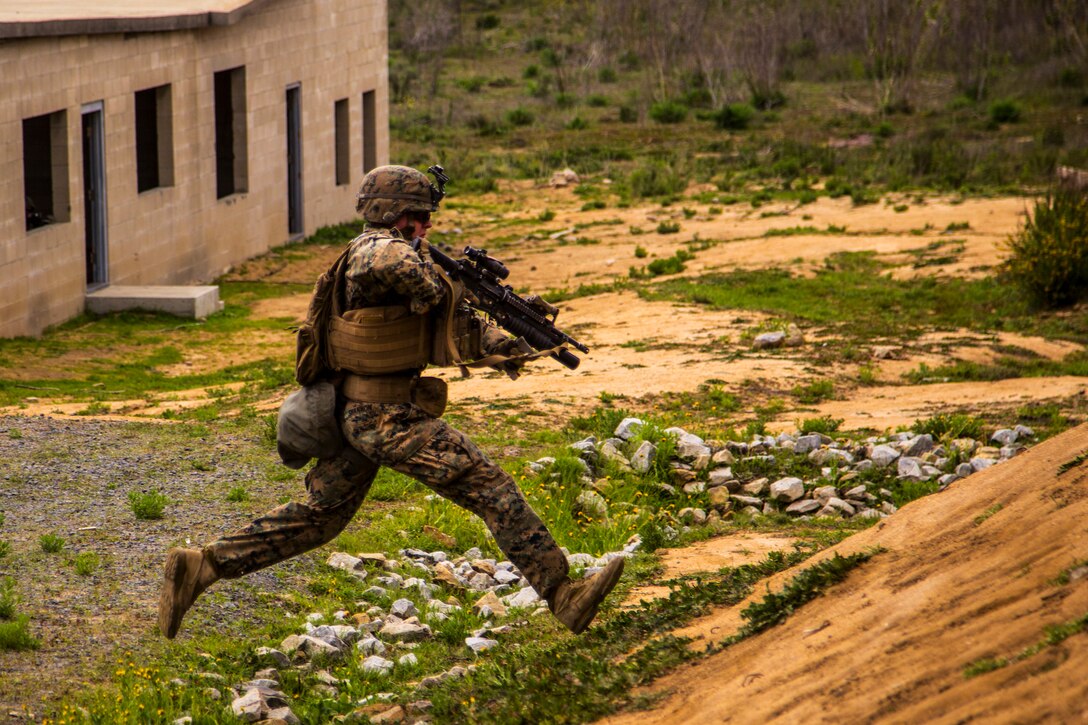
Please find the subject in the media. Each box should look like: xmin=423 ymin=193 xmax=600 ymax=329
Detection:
xmin=82 ymin=101 xmax=108 ymax=289
xmin=286 ymin=83 xmax=303 ymax=238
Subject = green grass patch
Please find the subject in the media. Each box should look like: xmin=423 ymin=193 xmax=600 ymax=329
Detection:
xmin=39 ymin=533 xmax=65 ymax=554
xmin=129 ymin=490 xmax=170 ymax=520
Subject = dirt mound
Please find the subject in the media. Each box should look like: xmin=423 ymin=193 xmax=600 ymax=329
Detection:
xmin=605 ymin=423 xmax=1088 ymax=724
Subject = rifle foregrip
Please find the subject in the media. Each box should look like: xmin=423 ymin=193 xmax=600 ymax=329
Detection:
xmin=553 ymin=348 xmax=581 ymax=370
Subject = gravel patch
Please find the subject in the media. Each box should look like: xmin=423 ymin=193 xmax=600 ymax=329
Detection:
xmin=0 ymin=414 xmax=312 ymax=713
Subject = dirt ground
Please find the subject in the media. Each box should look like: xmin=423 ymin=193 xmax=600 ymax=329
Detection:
xmin=604 ymin=422 xmax=1088 ymax=725
xmin=7 ymin=191 xmax=1083 ymax=430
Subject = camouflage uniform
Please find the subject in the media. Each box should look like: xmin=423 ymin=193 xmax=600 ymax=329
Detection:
xmin=204 ymin=226 xmax=570 ymax=601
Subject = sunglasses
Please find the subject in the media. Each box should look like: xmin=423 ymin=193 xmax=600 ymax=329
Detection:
xmin=411 ymin=211 xmax=431 ymax=224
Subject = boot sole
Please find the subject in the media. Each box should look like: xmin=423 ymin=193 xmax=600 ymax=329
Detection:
xmin=158 ymin=548 xmax=189 ymax=639
xmin=569 ymin=556 xmax=625 ymax=634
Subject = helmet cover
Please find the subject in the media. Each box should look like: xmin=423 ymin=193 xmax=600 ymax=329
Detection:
xmin=355 ymin=165 xmax=443 ymax=225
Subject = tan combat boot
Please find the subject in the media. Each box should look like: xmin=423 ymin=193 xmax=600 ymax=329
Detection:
xmin=158 ymin=548 xmax=220 ymax=639
xmin=549 ymin=556 xmax=625 ymax=634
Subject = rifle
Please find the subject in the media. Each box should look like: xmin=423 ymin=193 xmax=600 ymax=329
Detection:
xmin=421 ymin=242 xmax=589 ymax=370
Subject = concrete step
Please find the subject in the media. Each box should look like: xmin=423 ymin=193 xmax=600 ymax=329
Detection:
xmin=85 ymin=285 xmax=224 ymax=319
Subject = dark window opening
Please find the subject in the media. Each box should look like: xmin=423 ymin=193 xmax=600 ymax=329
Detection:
xmin=214 ymin=66 xmax=248 ymax=199
xmin=23 ymin=110 xmax=70 ymax=231
xmin=135 ymin=84 xmax=174 ymax=192
xmin=362 ymin=90 xmax=376 ymax=174
xmin=335 ymin=98 xmax=350 ymax=186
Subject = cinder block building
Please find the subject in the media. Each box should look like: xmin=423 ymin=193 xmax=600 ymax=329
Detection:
xmin=1 ymin=0 xmax=389 ymax=338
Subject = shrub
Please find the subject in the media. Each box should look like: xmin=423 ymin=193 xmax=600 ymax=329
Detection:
xmin=555 ymin=93 xmax=576 ymax=109
xmin=715 ymin=102 xmax=755 ymax=130
xmin=656 ymin=221 xmax=680 ymax=234
xmin=0 ymin=541 xmax=9 ymax=559
xmin=618 ymin=105 xmax=637 ymax=123
xmin=634 ymin=245 xmax=648 ymax=258
xmin=523 ymin=64 xmax=540 ymax=79
xmin=475 ymin=13 xmax=500 ymax=30
xmin=1003 ymin=187 xmax=1088 ymax=308
xmin=598 ymin=67 xmax=617 ymax=83
xmin=457 ymin=76 xmax=487 ymax=93
xmin=586 ymin=94 xmax=609 ymax=108
xmin=129 ymin=490 xmax=170 ymax=520
xmin=792 ymin=379 xmax=834 ymax=404
xmin=39 ymin=534 xmax=65 ymax=554
xmin=505 ymin=107 xmax=534 ymax=126
xmin=649 ymin=100 xmax=688 ymax=124
xmin=566 ymin=116 xmax=589 ymax=130
xmin=645 ymin=249 xmax=693 ymax=276
xmin=625 ymin=162 xmax=687 ymax=198
xmin=989 ymin=99 xmax=1021 ymax=123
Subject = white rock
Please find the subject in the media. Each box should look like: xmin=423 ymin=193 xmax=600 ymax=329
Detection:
xmin=869 ymin=444 xmax=900 ymax=467
xmin=361 ymin=655 xmax=394 ymax=675
xmin=614 ymin=417 xmax=645 ymax=440
xmin=769 ymin=477 xmax=805 ymax=502
xmin=630 ymin=441 xmax=656 ymax=473
xmin=466 ymin=637 xmax=499 ymax=653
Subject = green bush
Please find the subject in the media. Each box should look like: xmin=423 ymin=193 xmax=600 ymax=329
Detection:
xmin=227 ymin=486 xmax=249 ymax=503
xmin=129 ymin=490 xmax=170 ymax=520
xmin=798 ymin=416 xmax=844 ymax=435
xmin=1003 ymin=187 xmax=1088 ymax=308
xmin=618 ymin=105 xmax=637 ymax=123
xmin=715 ymin=102 xmax=756 ymax=130
xmin=989 ymin=99 xmax=1021 ymax=123
xmin=656 ymin=221 xmax=680 ymax=234
xmin=597 ymin=67 xmax=618 ymax=83
xmin=39 ymin=534 xmax=65 ymax=554
xmin=475 ymin=13 xmax=500 ymax=30
xmin=649 ymin=100 xmax=688 ymax=124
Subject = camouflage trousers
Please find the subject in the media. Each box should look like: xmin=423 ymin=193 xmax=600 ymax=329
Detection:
xmin=204 ymin=401 xmax=570 ymax=600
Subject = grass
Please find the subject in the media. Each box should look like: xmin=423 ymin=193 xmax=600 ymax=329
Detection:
xmin=648 ymin=253 xmax=1088 ymax=345
xmin=39 ymin=533 xmax=65 ymax=554
xmin=73 ymin=552 xmax=101 ymax=576
xmin=128 ymin=490 xmax=170 ymax=520
xmin=963 ymin=611 xmax=1088 ymax=679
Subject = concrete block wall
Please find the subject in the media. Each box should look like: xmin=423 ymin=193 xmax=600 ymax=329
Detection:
xmin=0 ymin=0 xmax=389 ymax=338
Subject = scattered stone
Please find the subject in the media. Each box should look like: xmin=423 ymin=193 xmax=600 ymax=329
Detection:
xmin=390 ymin=599 xmax=417 ymax=619
xmin=742 ymin=478 xmax=769 ymax=496
xmin=326 ymin=552 xmax=366 ymax=579
xmin=378 ymin=621 xmax=431 ymax=643
xmin=398 ymin=653 xmax=418 ymax=667
xmin=473 ymin=591 xmax=508 ymax=618
xmin=614 ymin=417 xmax=645 ymax=440
xmin=991 ymin=428 xmax=1018 ymax=446
xmin=786 ymin=499 xmax=821 ymax=515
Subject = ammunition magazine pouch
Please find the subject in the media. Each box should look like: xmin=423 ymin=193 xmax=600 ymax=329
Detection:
xmin=341 ymin=374 xmax=448 ymax=418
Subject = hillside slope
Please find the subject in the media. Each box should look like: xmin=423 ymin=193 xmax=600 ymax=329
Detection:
xmin=607 ymin=423 xmax=1088 ymax=724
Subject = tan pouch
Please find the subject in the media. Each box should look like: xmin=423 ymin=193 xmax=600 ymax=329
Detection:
xmin=329 ymin=306 xmax=431 ymax=374
xmin=413 ymin=376 xmax=448 ymax=418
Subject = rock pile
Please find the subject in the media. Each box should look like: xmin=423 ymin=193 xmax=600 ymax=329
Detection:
xmin=218 ymin=544 xmax=632 ymax=723
xmin=538 ymin=417 xmax=1035 ymax=530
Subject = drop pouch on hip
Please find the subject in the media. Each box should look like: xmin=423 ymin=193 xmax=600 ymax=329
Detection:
xmin=277 ymin=382 xmax=344 ymax=469
xmin=413 ymin=377 xmax=448 ymax=418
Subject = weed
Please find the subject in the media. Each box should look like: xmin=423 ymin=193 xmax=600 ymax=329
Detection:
xmin=1048 ymin=559 xmax=1088 ymax=586
xmin=76 ymin=401 xmax=111 ymax=416
xmin=858 ymin=364 xmax=877 ymax=385
xmin=537 ymin=209 xmax=555 ymax=222
xmin=227 ymin=486 xmax=250 ymax=503
xmin=0 ymin=577 xmax=15 ymax=619
xmin=913 ymin=413 xmax=985 ymax=441
xmin=0 ymin=616 xmax=39 ymax=652
xmin=792 ymin=379 xmax=834 ymax=404
xmin=634 ymin=245 xmax=648 ymax=258
xmin=735 ymin=550 xmax=878 ymax=635
xmin=129 ymin=490 xmax=170 ymax=520
xmin=973 ymin=503 xmax=1003 ymax=526
xmin=798 ymin=416 xmax=844 ymax=435
xmin=656 ymin=221 xmax=681 ymax=234
xmin=7 ymin=429 xmax=22 ymax=439
xmin=1058 ymin=450 xmax=1088 ymax=475
xmin=0 ymin=541 xmax=9 ymax=559
xmin=963 ymin=657 xmax=1008 ymax=678
xmin=945 ymin=221 xmax=971 ymax=231
xmin=73 ymin=551 xmax=101 ymax=576
xmin=40 ymin=533 xmax=65 ymax=554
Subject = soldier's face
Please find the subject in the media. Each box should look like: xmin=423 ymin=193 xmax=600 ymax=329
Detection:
xmin=399 ymin=211 xmax=433 ymax=239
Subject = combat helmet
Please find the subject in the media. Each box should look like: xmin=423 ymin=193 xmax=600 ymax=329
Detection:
xmin=355 ymin=165 xmax=447 ymax=225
